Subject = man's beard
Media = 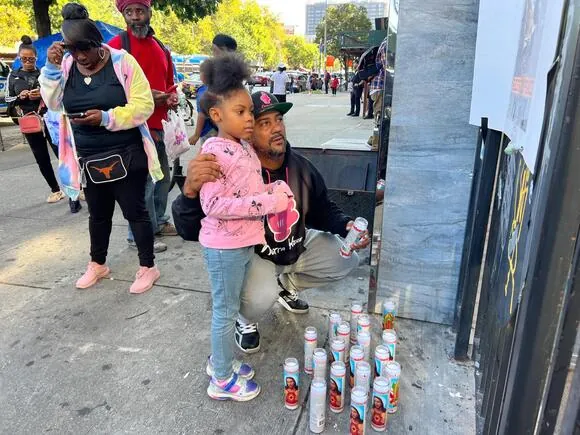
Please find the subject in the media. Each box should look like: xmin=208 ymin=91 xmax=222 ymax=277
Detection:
xmin=267 ymin=134 xmax=286 ymax=158
xmin=130 ymin=23 xmax=150 ymax=39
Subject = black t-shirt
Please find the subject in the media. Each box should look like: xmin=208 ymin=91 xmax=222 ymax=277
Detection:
xmin=63 ymin=58 xmax=142 ymax=157
xmin=8 ymin=68 xmax=42 ymax=114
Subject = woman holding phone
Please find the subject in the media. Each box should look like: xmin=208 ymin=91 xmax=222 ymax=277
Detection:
xmin=40 ymin=3 xmax=163 ymax=294
xmin=6 ymin=36 xmax=66 ymax=204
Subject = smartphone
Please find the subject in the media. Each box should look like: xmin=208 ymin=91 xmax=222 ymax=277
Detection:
xmin=66 ymin=112 xmax=86 ymax=119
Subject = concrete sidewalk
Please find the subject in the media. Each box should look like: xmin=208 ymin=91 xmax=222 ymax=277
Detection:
xmin=0 ymin=92 xmax=476 ymax=434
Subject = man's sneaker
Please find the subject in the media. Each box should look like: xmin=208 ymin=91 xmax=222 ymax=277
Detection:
xmin=47 ymin=190 xmax=65 ymax=203
xmin=127 ymin=239 xmax=168 ymax=253
xmin=76 ymin=262 xmax=110 ymax=289
xmin=206 ymin=356 xmax=255 ymax=379
xmin=157 ymin=222 xmax=178 ymax=236
xmin=207 ymin=373 xmax=261 ymax=402
xmin=235 ymin=320 xmax=261 ymax=354
xmin=69 ymin=199 xmax=82 ymax=214
xmin=129 ymin=266 xmax=160 ymax=294
xmin=277 ymin=281 xmax=309 ymax=314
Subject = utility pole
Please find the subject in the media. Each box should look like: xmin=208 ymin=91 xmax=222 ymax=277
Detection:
xmin=323 ymin=0 xmax=328 ymax=73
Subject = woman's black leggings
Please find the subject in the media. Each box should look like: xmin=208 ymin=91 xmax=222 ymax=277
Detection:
xmin=83 ymin=167 xmax=154 ymax=268
xmin=24 ymin=131 xmax=60 ymax=192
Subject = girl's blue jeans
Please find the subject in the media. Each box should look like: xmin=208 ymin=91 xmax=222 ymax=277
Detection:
xmin=202 ymin=246 xmax=253 ymax=380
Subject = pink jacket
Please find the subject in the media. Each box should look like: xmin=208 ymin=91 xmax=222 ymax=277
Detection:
xmin=199 ymin=137 xmax=293 ymax=249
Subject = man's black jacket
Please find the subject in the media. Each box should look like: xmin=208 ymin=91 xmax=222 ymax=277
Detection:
xmin=172 ymin=144 xmax=351 ymax=266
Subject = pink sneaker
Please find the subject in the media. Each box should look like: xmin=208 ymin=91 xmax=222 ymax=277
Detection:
xmin=129 ymin=266 xmax=160 ymax=294
xmin=76 ymin=262 xmax=110 ymax=289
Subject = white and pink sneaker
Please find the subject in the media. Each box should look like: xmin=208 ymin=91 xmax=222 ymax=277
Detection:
xmin=207 ymin=373 xmax=261 ymax=401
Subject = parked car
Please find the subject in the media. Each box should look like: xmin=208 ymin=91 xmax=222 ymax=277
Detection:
xmin=181 ymin=72 xmax=203 ymax=99
xmin=287 ymin=72 xmax=308 ymax=93
xmin=249 ymin=73 xmax=270 ymax=87
xmin=0 ymin=60 xmax=10 ymax=118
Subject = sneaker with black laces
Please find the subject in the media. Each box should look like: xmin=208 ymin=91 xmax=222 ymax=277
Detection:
xmin=277 ymin=283 xmax=309 ymax=314
xmin=235 ymin=320 xmax=261 ymax=354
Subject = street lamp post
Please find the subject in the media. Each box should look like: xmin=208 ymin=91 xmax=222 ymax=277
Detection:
xmin=323 ymin=0 xmax=328 ymax=73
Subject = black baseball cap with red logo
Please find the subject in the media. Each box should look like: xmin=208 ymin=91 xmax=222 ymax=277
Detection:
xmin=251 ymin=91 xmax=293 ymax=119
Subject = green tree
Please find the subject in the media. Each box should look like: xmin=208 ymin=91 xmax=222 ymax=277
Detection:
xmin=19 ymin=0 xmax=221 ymax=37
xmin=314 ymin=3 xmax=371 ymax=73
xmin=283 ymin=36 xmax=318 ymax=70
xmin=192 ymin=0 xmax=286 ymax=68
xmin=0 ymin=3 xmax=35 ymax=47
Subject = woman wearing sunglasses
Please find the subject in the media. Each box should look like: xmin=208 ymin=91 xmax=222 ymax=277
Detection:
xmin=40 ymin=3 xmax=163 ymax=294
xmin=6 ymin=36 xmax=67 ymax=205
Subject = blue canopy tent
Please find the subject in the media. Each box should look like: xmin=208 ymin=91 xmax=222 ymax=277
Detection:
xmin=13 ymin=21 xmax=122 ymax=70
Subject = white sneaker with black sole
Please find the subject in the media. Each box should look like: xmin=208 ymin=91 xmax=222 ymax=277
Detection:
xmin=235 ymin=320 xmax=261 ymax=354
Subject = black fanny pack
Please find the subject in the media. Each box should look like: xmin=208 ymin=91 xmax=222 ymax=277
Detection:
xmin=80 ymin=144 xmax=145 ymax=185
xmin=84 ymin=153 xmax=128 ymax=184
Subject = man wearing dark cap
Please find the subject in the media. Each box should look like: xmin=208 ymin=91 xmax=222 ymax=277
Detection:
xmin=109 ymin=1 xmax=179 ymax=252
xmin=173 ymin=92 xmax=370 ymax=354
xmin=212 ymin=34 xmax=238 ymax=56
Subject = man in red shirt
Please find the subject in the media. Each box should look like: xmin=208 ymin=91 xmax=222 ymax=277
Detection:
xmin=109 ymin=0 xmax=179 ymax=252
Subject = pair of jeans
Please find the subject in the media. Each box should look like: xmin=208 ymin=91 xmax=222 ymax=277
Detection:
xmin=84 ymin=166 xmax=154 ymax=268
xmin=203 ymin=246 xmax=254 ymax=380
xmin=127 ymin=131 xmax=171 ymax=241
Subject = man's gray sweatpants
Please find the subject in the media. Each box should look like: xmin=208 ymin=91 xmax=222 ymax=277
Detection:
xmin=239 ymin=229 xmax=359 ymax=322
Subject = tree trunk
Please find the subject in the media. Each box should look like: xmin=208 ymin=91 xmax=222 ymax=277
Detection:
xmin=343 ymin=55 xmax=349 ymax=80
xmin=33 ymin=0 xmax=53 ymax=38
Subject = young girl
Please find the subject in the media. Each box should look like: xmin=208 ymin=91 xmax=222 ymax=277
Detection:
xmin=199 ymin=54 xmax=293 ymax=401
xmin=331 ymin=75 xmax=339 ymax=95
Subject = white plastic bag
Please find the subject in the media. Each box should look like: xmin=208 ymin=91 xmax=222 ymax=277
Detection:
xmin=162 ymin=110 xmax=190 ymax=161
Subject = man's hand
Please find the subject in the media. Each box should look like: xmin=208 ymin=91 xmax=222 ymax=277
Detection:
xmin=19 ymin=90 xmax=30 ymax=99
xmin=152 ymin=90 xmax=172 ymax=108
xmin=71 ymin=109 xmax=102 ymax=127
xmin=346 ymin=220 xmax=371 ymax=251
xmin=167 ymin=92 xmax=179 ymax=110
xmin=183 ymin=153 xmax=222 ymax=199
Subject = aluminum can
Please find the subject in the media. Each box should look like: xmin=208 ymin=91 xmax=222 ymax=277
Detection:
xmin=283 ymin=357 xmax=300 ymax=410
xmin=304 ymin=327 xmax=318 ymax=374
xmin=329 ymin=361 xmax=346 ymax=413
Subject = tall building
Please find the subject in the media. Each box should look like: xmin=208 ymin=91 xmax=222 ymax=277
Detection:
xmin=305 ymin=0 xmax=389 ymax=38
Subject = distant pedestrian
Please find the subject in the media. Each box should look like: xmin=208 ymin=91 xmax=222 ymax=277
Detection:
xmin=324 ymin=70 xmax=330 ymax=94
xmin=330 ymin=75 xmax=339 ymax=95
xmin=346 ymin=79 xmax=354 ymax=115
xmin=6 ymin=36 xmax=66 ymax=205
xmin=41 ymin=3 xmax=162 ymax=294
xmin=306 ymin=73 xmax=312 ymax=95
xmin=348 ymin=72 xmax=364 ymax=116
xmin=270 ymin=63 xmax=289 ymax=103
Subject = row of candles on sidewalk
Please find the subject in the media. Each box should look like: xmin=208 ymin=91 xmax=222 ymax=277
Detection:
xmin=283 ymin=299 xmax=400 ymax=434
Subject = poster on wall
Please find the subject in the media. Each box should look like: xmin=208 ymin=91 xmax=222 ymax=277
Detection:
xmin=469 ymin=0 xmax=565 ymax=173
xmin=504 ymin=0 xmax=564 ymax=171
